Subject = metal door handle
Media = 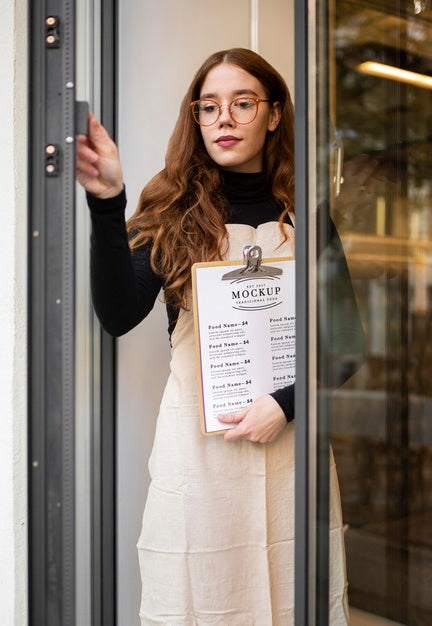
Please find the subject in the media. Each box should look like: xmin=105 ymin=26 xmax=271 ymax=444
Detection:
xmin=75 ymin=101 xmax=90 ymax=136
xmin=331 ymin=131 xmax=344 ymax=197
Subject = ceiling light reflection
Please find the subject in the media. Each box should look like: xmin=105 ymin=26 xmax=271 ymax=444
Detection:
xmin=357 ymin=61 xmax=432 ymax=89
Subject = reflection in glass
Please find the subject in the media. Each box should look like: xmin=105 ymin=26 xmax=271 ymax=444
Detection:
xmin=321 ymin=1 xmax=432 ymax=624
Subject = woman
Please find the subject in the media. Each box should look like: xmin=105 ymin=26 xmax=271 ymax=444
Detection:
xmin=77 ymin=48 xmax=349 ymax=625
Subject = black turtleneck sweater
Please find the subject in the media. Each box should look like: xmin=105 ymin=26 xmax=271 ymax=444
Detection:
xmin=88 ymin=171 xmax=296 ymax=420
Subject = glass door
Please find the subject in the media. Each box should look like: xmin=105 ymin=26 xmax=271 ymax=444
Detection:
xmin=305 ymin=0 xmax=432 ymax=624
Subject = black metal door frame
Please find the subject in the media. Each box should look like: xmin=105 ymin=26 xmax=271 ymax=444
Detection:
xmin=294 ymin=1 xmax=331 ymax=624
xmin=92 ymin=2 xmax=118 ymax=625
xmin=29 ymin=2 xmax=77 ymax=624
xmin=29 ymin=1 xmax=118 ymax=624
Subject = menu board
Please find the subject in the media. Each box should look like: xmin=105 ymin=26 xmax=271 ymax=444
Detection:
xmin=192 ymin=256 xmax=295 ymax=434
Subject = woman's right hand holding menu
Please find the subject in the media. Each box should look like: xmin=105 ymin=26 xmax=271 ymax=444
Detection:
xmin=76 ymin=113 xmax=124 ymax=199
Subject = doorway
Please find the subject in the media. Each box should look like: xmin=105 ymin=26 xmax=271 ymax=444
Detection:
xmin=115 ymin=2 xmax=294 ymax=624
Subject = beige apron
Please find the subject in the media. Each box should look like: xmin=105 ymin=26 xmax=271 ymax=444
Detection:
xmin=137 ymin=222 xmax=349 ymax=625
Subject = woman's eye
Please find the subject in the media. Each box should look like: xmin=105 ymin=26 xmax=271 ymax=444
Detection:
xmin=201 ymin=103 xmax=218 ymax=113
xmin=234 ymin=99 xmax=254 ymax=110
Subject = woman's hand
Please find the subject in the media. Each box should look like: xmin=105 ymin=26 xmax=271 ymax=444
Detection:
xmin=218 ymin=394 xmax=287 ymax=444
xmin=76 ymin=113 xmax=124 ymax=199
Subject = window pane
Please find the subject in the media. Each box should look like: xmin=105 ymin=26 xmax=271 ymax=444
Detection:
xmin=317 ymin=1 xmax=432 ymax=623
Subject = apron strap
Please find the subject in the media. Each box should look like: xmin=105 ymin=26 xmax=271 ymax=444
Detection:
xmin=288 ymin=210 xmax=295 ymax=227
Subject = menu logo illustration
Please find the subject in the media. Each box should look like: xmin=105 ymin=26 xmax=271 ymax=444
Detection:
xmin=229 ymin=276 xmax=283 ymax=311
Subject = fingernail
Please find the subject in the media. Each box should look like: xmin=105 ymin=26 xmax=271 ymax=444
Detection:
xmin=217 ymin=415 xmax=229 ymax=421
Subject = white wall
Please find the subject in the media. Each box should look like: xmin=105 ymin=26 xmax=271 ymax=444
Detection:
xmin=0 ymin=0 xmax=28 ymax=624
xmin=117 ymin=2 xmax=294 ymax=624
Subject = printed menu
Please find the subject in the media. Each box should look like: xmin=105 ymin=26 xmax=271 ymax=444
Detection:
xmin=192 ymin=256 xmax=295 ymax=434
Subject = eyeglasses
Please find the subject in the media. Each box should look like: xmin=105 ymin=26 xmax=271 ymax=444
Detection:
xmin=190 ymin=97 xmax=271 ymax=126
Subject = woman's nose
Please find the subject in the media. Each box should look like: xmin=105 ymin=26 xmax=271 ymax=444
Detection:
xmin=218 ymin=103 xmax=234 ymax=125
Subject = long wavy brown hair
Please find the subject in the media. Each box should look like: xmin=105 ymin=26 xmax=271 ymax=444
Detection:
xmin=127 ymin=48 xmax=294 ymax=310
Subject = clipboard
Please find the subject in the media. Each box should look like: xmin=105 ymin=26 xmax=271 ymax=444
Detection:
xmin=192 ymin=246 xmax=295 ymax=435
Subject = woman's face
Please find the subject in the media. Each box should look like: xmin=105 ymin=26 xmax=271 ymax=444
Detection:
xmin=198 ymin=63 xmax=281 ymax=173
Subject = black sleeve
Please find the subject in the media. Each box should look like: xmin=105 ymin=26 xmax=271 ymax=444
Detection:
xmin=317 ymin=209 xmax=366 ymax=388
xmin=268 ymin=207 xmax=365 ymax=423
xmin=88 ymin=188 xmax=163 ymax=337
xmin=270 ymin=385 xmax=295 ymax=422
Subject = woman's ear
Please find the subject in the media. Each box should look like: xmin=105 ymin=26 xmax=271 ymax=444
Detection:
xmin=267 ymin=102 xmax=281 ymax=132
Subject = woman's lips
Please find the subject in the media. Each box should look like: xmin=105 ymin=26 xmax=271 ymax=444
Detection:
xmin=216 ymin=136 xmax=241 ymax=147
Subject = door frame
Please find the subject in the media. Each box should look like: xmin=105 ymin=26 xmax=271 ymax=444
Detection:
xmin=28 ymin=1 xmax=327 ymax=623
xmin=294 ymin=1 xmax=331 ymax=624
xmin=28 ymin=1 xmax=77 ymax=623
xmin=28 ymin=1 xmax=118 ymax=624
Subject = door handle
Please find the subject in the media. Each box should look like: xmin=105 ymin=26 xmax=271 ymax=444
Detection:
xmin=75 ymin=101 xmax=89 ymax=136
xmin=331 ymin=130 xmax=344 ymax=197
